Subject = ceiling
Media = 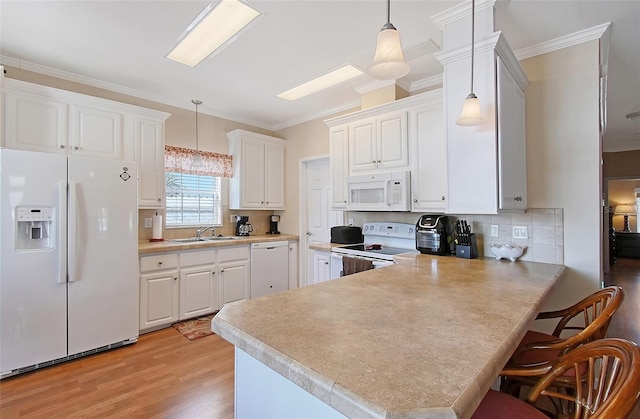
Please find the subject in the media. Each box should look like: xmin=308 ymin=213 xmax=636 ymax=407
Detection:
xmin=1 ymin=1 xmax=639 ymax=152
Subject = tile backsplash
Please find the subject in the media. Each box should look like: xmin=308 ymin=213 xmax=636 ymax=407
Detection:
xmin=346 ymin=208 xmax=564 ymax=265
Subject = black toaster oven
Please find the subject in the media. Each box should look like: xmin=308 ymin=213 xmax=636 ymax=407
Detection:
xmin=415 ymin=215 xmax=452 ymax=255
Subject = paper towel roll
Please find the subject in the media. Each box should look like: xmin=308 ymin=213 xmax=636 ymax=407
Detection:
xmin=152 ymin=214 xmax=163 ymax=240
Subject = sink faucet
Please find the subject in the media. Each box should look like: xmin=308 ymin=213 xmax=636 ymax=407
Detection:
xmin=196 ymin=226 xmax=216 ymax=238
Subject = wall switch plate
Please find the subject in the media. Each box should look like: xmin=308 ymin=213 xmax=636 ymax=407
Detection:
xmin=512 ymin=226 xmax=528 ymax=239
xmin=144 ymin=218 xmax=152 ymax=228
xmin=490 ymin=225 xmax=499 ymax=237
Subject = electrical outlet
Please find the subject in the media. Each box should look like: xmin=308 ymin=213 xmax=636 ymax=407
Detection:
xmin=512 ymin=226 xmax=528 ymax=239
xmin=348 ymin=218 xmax=354 ymax=226
xmin=144 ymin=218 xmax=152 ymax=228
xmin=230 ymin=214 xmax=237 ymax=223
xmin=490 ymin=224 xmax=499 ymax=237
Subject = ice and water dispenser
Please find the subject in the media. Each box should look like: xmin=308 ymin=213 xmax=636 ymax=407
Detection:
xmin=16 ymin=206 xmax=54 ymax=250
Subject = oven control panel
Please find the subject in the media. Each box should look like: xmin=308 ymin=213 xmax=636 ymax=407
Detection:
xmin=362 ymin=222 xmax=415 ymax=239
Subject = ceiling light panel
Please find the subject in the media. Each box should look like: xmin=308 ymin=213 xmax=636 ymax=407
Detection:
xmin=277 ymin=65 xmax=363 ymax=101
xmin=166 ymin=0 xmax=261 ymax=67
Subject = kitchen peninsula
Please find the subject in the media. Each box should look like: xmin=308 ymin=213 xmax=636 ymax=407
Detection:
xmin=212 ymin=254 xmax=566 ymax=418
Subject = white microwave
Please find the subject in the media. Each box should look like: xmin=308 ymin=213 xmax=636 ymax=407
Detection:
xmin=346 ymin=171 xmax=411 ymax=211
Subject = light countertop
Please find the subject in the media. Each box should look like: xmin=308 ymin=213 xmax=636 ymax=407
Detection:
xmin=212 ymin=254 xmax=565 ymax=418
xmin=138 ymin=234 xmax=298 ymax=254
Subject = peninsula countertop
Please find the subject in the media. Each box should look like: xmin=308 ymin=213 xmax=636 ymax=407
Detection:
xmin=212 ymin=254 xmax=566 ymax=419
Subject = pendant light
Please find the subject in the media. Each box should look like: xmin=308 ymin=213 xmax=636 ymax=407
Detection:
xmin=191 ymin=99 xmax=203 ymax=167
xmin=456 ymin=0 xmax=484 ymax=126
xmin=367 ymin=0 xmax=410 ymax=80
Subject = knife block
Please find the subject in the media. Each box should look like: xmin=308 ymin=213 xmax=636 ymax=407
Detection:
xmin=455 ymin=234 xmax=478 ymax=259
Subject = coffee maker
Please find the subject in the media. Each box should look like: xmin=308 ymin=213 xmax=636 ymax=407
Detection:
xmin=235 ymin=216 xmax=253 ymax=236
xmin=267 ymin=215 xmax=280 ymax=235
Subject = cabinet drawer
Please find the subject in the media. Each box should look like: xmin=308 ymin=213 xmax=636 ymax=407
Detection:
xmin=140 ymin=253 xmax=179 ymax=272
xmin=180 ymin=249 xmax=217 ymax=267
xmin=218 ymin=245 xmax=250 ymax=262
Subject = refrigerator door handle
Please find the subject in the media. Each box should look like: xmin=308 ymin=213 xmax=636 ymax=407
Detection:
xmin=58 ymin=183 xmax=68 ymax=284
xmin=68 ymin=182 xmax=79 ymax=282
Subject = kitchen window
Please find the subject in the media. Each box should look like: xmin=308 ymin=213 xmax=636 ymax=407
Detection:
xmin=165 ymin=172 xmax=221 ymax=226
xmin=164 ymin=145 xmax=233 ymax=228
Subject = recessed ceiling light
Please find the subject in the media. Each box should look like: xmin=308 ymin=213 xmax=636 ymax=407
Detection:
xmin=166 ymin=0 xmax=261 ymax=68
xmin=277 ymin=65 xmax=364 ymax=101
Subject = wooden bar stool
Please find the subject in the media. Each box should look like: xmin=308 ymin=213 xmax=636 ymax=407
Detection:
xmin=500 ymin=286 xmax=624 ymax=395
xmin=473 ymin=338 xmax=640 ymax=418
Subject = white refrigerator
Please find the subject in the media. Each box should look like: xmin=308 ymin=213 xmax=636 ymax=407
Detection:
xmin=0 ymin=148 xmax=139 ymax=378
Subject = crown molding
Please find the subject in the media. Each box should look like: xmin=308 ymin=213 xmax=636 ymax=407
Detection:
xmin=410 ymin=74 xmax=443 ymax=91
xmin=513 ymin=22 xmax=611 ymax=61
xmin=430 ymin=0 xmax=496 ymax=29
xmin=354 ymin=79 xmax=398 ymax=95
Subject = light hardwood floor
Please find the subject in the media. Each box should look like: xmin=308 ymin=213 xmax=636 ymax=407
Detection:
xmin=0 ymin=327 xmax=235 ymax=418
xmin=1 ymin=259 xmax=638 ymax=418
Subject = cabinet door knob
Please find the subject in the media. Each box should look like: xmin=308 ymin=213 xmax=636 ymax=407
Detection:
xmin=377 ymin=160 xmax=381 ymax=163
xmin=74 ymin=146 xmax=80 ymax=150
xmin=173 ymin=277 xmax=177 ymax=280
xmin=157 ymin=198 xmax=162 ymax=202
xmin=514 ymin=196 xmax=523 ymax=202
xmin=306 ymin=231 xmax=312 ymax=236
xmin=441 ymin=196 xmax=446 ymax=201
xmin=221 ymin=269 xmax=225 ymax=273
xmin=59 ymin=144 xmax=66 ymax=149
xmin=158 ymin=261 xmax=163 ymax=265
xmin=413 ymin=199 xmax=418 ymax=203
xmin=372 ymin=160 xmax=376 ymax=164
xmin=324 ymin=261 xmax=329 ymax=265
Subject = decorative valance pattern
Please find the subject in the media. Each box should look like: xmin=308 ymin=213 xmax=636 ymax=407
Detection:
xmin=165 ymin=145 xmax=233 ymax=177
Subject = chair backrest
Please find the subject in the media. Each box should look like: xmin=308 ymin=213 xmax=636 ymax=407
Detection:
xmin=553 ymin=286 xmax=624 ymax=351
xmin=526 ymin=338 xmax=640 ymax=418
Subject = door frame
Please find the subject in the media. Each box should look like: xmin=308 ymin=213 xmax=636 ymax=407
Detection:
xmin=299 ymin=154 xmax=329 ymax=288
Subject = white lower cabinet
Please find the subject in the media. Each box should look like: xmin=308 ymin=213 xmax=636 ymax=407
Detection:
xmin=312 ymin=251 xmax=331 ymax=284
xmin=218 ymin=246 xmax=251 ymax=306
xmin=139 ymin=246 xmax=249 ymax=332
xmin=179 ymin=249 xmax=218 ymax=321
xmin=139 ymin=253 xmax=179 ymax=331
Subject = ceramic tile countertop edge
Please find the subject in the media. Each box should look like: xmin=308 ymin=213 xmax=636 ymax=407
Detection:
xmin=308 ymin=242 xmax=349 ymax=252
xmin=139 ymin=234 xmax=299 ymax=254
xmin=212 ymin=256 xmax=566 ymax=418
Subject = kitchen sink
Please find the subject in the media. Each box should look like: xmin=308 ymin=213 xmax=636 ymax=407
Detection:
xmin=169 ymin=237 xmax=207 ymax=243
xmin=169 ymin=236 xmax=241 ymax=244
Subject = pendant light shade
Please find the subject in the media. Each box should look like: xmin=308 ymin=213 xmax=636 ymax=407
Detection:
xmin=457 ymin=93 xmax=484 ymax=126
xmin=367 ymin=0 xmax=410 ymax=80
xmin=456 ymin=0 xmax=484 ymax=126
xmin=191 ymin=99 xmax=203 ymax=167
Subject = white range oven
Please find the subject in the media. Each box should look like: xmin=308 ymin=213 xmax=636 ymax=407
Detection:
xmin=330 ymin=222 xmax=418 ymax=279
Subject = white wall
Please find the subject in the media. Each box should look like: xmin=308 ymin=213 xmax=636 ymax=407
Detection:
xmin=521 ymin=40 xmax=602 ymax=311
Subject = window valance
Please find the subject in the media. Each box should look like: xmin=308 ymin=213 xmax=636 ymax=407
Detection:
xmin=165 ymin=145 xmax=233 ymax=178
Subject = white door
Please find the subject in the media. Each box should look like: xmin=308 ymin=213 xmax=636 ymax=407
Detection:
xmin=301 ymin=157 xmax=343 ymax=286
xmin=0 ymin=149 xmax=68 ymax=373
xmin=67 ymin=156 xmax=138 ymax=355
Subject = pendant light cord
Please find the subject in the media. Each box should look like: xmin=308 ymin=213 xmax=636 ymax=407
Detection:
xmin=192 ymin=99 xmax=202 ymax=152
xmin=470 ymin=0 xmax=475 ymax=95
xmin=386 ymin=0 xmax=390 ymax=24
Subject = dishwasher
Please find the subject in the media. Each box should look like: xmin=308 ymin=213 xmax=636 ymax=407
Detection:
xmin=250 ymin=241 xmax=289 ymax=299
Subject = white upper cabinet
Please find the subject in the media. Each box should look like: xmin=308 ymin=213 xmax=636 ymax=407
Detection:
xmin=436 ymin=32 xmax=528 ymax=214
xmin=227 ymin=129 xmax=285 ymax=210
xmin=329 ymin=125 xmax=349 ymax=208
xmin=2 ymin=78 xmax=170 ymax=208
xmin=496 ymin=56 xmax=527 ymax=211
xmin=69 ymin=103 xmax=124 ymax=159
xmin=349 ymin=110 xmax=408 ymax=174
xmin=410 ymin=89 xmax=447 ymax=213
xmin=135 ymin=116 xmax=168 ymax=208
xmin=4 ymin=90 xmax=68 ymax=153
